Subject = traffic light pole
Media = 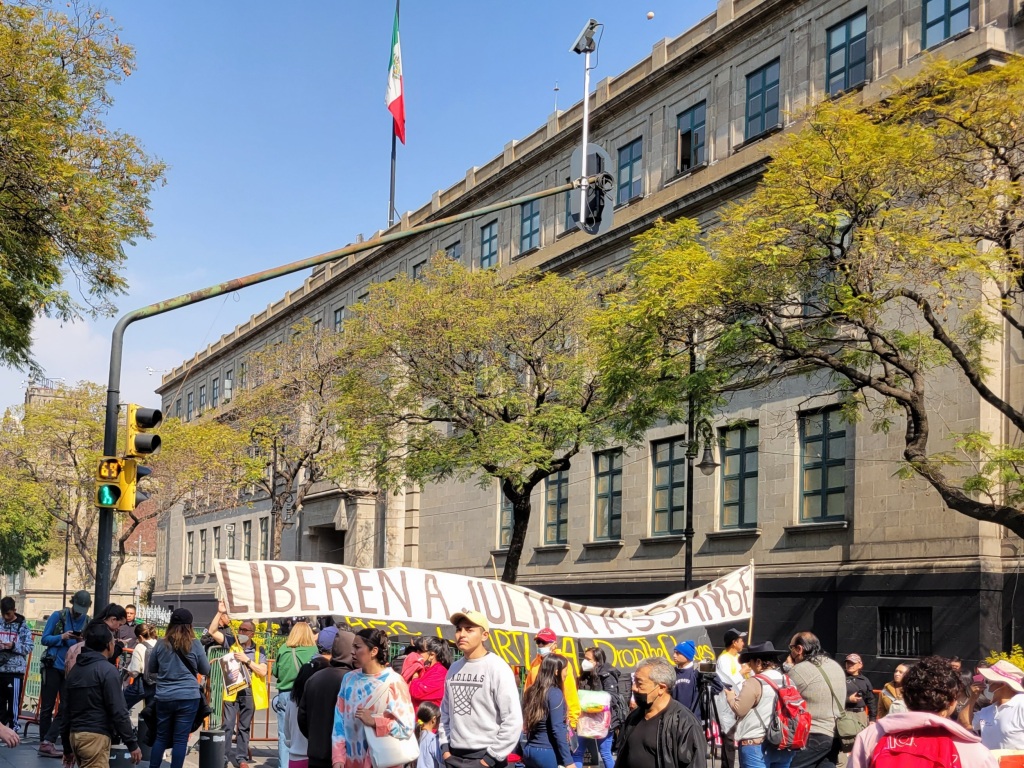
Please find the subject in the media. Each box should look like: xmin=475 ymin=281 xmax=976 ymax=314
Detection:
xmin=95 ymin=177 xmax=599 ymax=608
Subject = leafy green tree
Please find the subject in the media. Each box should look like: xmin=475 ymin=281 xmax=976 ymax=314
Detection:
xmin=600 ymin=58 xmax=1024 ymax=539
xmin=0 ymin=1 xmax=165 ymax=369
xmin=226 ymin=319 xmax=348 ymax=559
xmin=0 ymin=382 xmax=244 ymax=584
xmin=328 ymin=257 xmax=634 ymax=583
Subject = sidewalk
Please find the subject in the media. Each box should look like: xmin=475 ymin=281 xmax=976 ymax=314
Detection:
xmin=0 ymin=731 xmax=280 ymax=768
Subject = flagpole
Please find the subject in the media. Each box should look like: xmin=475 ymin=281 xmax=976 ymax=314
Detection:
xmin=747 ymin=558 xmax=755 ymax=642
xmin=388 ymin=0 xmax=400 ymax=227
xmin=389 ymin=128 xmax=397 ymax=227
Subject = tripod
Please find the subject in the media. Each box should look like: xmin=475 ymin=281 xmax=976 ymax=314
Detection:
xmin=697 ymin=674 xmax=725 ymax=768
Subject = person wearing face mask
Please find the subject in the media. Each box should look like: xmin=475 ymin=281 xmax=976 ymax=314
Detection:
xmin=523 ymin=629 xmax=580 ymax=731
xmin=574 ymin=647 xmax=621 ymax=768
xmin=618 ymin=656 xmax=706 ymax=768
xmin=971 ymin=659 xmax=1024 ymax=751
xmin=409 ymin=637 xmax=452 ymax=709
xmin=208 ymin=603 xmax=269 ymax=768
xmin=847 ymin=656 xmax=996 ymax=768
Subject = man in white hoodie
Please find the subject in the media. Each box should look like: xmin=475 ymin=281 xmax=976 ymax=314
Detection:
xmin=848 ymin=656 xmax=996 ymax=768
xmin=438 ymin=610 xmax=522 ymax=768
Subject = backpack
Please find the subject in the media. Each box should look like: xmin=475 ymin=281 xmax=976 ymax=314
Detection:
xmin=753 ymin=673 xmax=812 ymax=750
xmin=882 ymin=690 xmax=908 ymax=715
xmin=869 ymin=727 xmax=958 ymax=767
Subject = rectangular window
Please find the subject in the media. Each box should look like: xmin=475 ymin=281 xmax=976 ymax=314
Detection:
xmin=520 ymin=200 xmax=540 ymax=254
xmin=175 ymin=399 xmax=181 ymax=419
xmin=211 ymin=378 xmax=220 ymax=408
xmin=243 ymin=521 xmax=252 ymax=560
xmin=923 ymin=0 xmax=970 ymax=48
xmin=445 ymin=240 xmax=463 ymax=262
xmin=499 ymin=494 xmax=513 ymax=549
xmin=745 ymin=59 xmax=781 ymax=140
xmin=227 ymin=526 xmax=236 ymax=559
xmin=651 ymin=437 xmax=687 ymax=535
xmin=677 ymin=102 xmax=707 ymax=173
xmin=186 ymin=393 xmax=194 ymax=421
xmin=544 ymin=471 xmax=569 ymax=544
xmin=213 ymin=526 xmax=221 ymax=560
xmin=594 ymin=450 xmax=623 ymax=540
xmin=827 ymin=11 xmax=868 ymax=97
xmin=412 ymin=260 xmax=427 ymax=280
xmin=617 ymin=138 xmax=643 ymax=206
xmin=312 ymin=317 xmax=322 ymax=334
xmin=879 ymin=607 xmax=932 ymax=657
xmin=480 ymin=223 xmax=498 ymax=268
xmin=721 ymin=423 xmax=759 ymax=528
xmin=198 ymin=385 xmax=206 ymax=413
xmin=185 ymin=532 xmax=194 ymax=575
xmin=199 ymin=529 xmax=208 ymax=573
xmin=259 ymin=517 xmax=269 ymax=559
xmin=800 ymin=408 xmax=847 ymax=521
xmin=333 ymin=307 xmax=345 ymax=331
xmin=224 ymin=369 xmax=233 ymax=402
xmin=239 ymin=362 xmax=247 ymax=389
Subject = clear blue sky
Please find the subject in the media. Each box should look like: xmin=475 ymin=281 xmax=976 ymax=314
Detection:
xmin=0 ymin=0 xmax=718 ymax=410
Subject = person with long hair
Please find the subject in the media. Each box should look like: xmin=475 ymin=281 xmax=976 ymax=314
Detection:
xmin=124 ymin=623 xmax=158 ymax=710
xmin=522 ymin=655 xmax=575 ymax=768
xmin=331 ymin=628 xmax=415 ymax=768
xmin=786 ymin=631 xmax=846 ymax=768
xmin=415 ymin=701 xmax=442 ymax=768
xmin=145 ymin=608 xmax=210 ymax=768
xmin=574 ymin=647 xmax=620 ymax=768
xmin=401 ymin=637 xmax=431 ymax=683
xmin=275 ymin=622 xmax=320 ymax=768
xmin=409 ymin=637 xmax=452 ymax=710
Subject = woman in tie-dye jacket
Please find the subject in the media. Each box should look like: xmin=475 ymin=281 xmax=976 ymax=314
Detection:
xmin=331 ymin=628 xmax=415 ymax=768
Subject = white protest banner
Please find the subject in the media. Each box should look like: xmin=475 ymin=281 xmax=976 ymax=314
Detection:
xmin=215 ymin=559 xmax=753 ymax=640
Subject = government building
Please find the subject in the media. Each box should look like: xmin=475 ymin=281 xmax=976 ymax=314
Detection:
xmin=153 ymin=0 xmax=1024 ymax=674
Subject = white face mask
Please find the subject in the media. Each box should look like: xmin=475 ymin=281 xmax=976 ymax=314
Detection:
xmin=537 ymin=645 xmax=552 ymax=657
xmin=581 ymin=660 xmax=595 ymax=672
xmin=237 ymin=634 xmax=251 ymax=645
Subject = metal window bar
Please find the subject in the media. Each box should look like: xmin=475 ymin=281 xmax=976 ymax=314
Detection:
xmin=879 ymin=608 xmax=932 ymax=657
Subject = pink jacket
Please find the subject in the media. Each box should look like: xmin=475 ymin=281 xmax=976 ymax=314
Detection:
xmin=848 ymin=711 xmax=996 ymax=768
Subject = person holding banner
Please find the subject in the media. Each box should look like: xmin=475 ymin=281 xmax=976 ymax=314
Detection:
xmin=330 ymin=628 xmax=415 ymax=768
xmin=439 ymin=610 xmax=523 ymax=768
xmin=524 ymin=629 xmax=581 ymax=731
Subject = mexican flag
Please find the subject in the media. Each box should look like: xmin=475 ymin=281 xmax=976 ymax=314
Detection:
xmin=385 ymin=6 xmax=405 ymax=144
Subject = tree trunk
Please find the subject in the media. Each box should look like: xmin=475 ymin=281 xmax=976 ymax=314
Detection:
xmin=500 ymin=492 xmax=533 ymax=584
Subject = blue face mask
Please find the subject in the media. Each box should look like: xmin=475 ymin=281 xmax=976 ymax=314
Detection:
xmin=538 ymin=645 xmax=552 ymax=657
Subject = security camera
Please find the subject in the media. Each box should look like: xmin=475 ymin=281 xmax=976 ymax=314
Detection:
xmin=571 ymin=19 xmax=601 ymax=54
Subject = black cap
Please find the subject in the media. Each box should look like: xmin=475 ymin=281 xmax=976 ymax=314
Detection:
xmin=168 ymin=608 xmax=193 ymax=627
xmin=724 ymin=627 xmax=748 ymax=646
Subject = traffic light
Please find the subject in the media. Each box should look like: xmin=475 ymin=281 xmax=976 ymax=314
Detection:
xmin=96 ymin=457 xmax=124 ymax=508
xmin=125 ymin=404 xmax=162 ymax=457
xmin=569 ymin=143 xmax=614 ymax=236
xmin=116 ymin=458 xmax=152 ymax=512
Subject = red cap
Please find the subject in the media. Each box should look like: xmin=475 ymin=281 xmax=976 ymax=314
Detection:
xmin=536 ymin=628 xmax=557 ymax=643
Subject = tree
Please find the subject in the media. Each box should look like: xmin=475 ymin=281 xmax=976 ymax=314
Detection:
xmin=600 ymin=58 xmax=1024 ymax=539
xmin=328 ymin=257 xmax=634 ymax=584
xmin=227 ymin=319 xmax=348 ymax=560
xmin=0 ymin=382 xmax=244 ymax=586
xmin=0 ymin=1 xmax=165 ymax=370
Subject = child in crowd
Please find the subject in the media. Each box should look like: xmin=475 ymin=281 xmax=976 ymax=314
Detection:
xmin=416 ymin=701 xmax=442 ymax=768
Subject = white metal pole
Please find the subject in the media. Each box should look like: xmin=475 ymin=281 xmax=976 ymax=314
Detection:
xmin=579 ymin=48 xmax=592 ymax=224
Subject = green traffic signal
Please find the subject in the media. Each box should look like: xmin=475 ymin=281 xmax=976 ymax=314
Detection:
xmin=97 ymin=483 xmax=122 ymax=507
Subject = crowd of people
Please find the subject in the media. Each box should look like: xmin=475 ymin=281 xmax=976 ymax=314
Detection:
xmin=0 ymin=591 xmax=1022 ymax=768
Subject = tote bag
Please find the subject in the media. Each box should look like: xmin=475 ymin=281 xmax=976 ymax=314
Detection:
xmin=362 ymin=672 xmax=419 ymax=768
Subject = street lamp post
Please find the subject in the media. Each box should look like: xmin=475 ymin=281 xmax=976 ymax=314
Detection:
xmin=683 ymin=332 xmax=719 ymax=591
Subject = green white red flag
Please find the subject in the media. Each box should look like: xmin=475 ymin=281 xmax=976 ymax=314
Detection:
xmin=386 ymin=6 xmax=405 ymax=144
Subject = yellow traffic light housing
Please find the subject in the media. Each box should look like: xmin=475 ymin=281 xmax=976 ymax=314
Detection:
xmin=96 ymin=457 xmax=124 ymax=508
xmin=125 ymin=404 xmax=162 ymax=457
xmin=115 ymin=458 xmax=153 ymax=512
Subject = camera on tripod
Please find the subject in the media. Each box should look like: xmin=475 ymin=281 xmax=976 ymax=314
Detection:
xmin=696 ymin=660 xmax=717 ymax=677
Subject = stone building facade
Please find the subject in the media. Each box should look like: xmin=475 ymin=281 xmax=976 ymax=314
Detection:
xmin=153 ymin=0 xmax=1024 ymax=675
